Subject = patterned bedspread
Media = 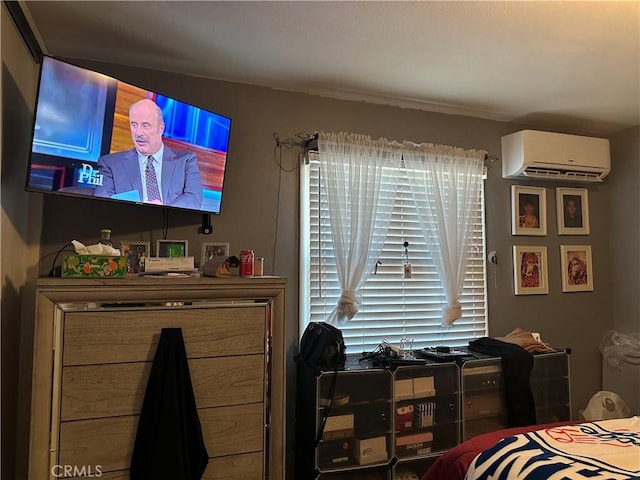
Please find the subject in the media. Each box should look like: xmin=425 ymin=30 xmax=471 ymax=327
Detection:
xmin=465 ymin=416 xmax=640 ymax=480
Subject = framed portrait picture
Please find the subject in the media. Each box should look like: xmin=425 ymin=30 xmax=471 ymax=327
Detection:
xmin=560 ymin=245 xmax=594 ymax=292
xmin=556 ymin=187 xmax=590 ymax=235
xmin=120 ymin=241 xmax=150 ymax=275
xmin=200 ymin=242 xmax=230 ymax=265
xmin=511 ymin=185 xmax=547 ymax=236
xmin=512 ymin=245 xmax=549 ymax=295
xmin=156 ymin=239 xmax=188 ymax=258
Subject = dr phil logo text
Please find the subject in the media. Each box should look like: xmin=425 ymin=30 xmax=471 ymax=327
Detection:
xmin=78 ymin=163 xmax=104 ymax=186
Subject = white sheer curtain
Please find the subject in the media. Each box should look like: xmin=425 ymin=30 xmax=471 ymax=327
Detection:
xmin=317 ymin=132 xmax=402 ymax=326
xmin=402 ymin=143 xmax=485 ymax=325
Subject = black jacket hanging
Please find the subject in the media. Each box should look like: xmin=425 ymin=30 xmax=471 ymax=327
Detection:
xmin=130 ymin=327 xmax=209 ymax=480
xmin=468 ymin=336 xmax=537 ymax=427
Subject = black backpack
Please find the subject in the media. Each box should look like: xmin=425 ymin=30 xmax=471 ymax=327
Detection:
xmin=295 ymin=321 xmax=346 ymax=372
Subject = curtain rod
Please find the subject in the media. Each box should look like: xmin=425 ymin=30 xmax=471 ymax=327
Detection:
xmin=303 ymin=133 xmax=497 ymax=166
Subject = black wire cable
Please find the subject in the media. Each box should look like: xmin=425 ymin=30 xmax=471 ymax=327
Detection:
xmin=162 ymin=208 xmax=169 ymax=240
xmin=48 ymin=242 xmax=75 ymax=277
xmin=270 ymin=132 xmax=316 ymax=274
xmin=272 ymin=131 xmax=316 ymax=173
xmin=272 ymin=161 xmax=283 ymax=275
xmin=272 ymin=133 xmax=300 ymax=173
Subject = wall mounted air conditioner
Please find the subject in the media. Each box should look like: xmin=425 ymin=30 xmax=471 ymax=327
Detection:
xmin=501 ymin=130 xmax=610 ymax=182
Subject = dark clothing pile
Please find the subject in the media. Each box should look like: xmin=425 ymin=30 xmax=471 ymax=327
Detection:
xmin=468 ymin=336 xmax=537 ymax=427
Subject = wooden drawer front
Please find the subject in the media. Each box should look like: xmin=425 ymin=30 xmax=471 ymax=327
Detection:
xmin=62 ymin=306 xmax=265 ymax=366
xmin=203 ymin=451 xmax=263 ymax=480
xmin=59 ymin=403 xmax=264 ymax=473
xmin=201 ymin=403 xmax=264 ymax=457
xmin=65 ymin=452 xmax=263 ymax=480
xmin=67 ymin=470 xmax=130 ymax=480
xmin=59 ymin=416 xmax=137 ymax=472
xmin=61 ymin=355 xmax=265 ymax=421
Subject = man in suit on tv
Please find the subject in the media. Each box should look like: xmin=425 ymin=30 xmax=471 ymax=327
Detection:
xmin=94 ymin=98 xmax=203 ymax=210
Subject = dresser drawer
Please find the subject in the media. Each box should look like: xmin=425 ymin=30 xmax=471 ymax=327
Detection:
xmin=62 ymin=452 xmax=264 ymax=480
xmin=62 ymin=306 xmax=265 ymax=366
xmin=61 ymin=354 xmax=265 ymax=420
xmin=59 ymin=403 xmax=264 ymax=473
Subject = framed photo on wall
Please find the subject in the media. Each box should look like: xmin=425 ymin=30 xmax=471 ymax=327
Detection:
xmin=511 ymin=185 xmax=547 ymax=236
xmin=156 ymin=239 xmax=188 ymax=258
xmin=200 ymin=242 xmax=230 ymax=265
xmin=513 ymin=245 xmax=549 ymax=295
xmin=560 ymin=245 xmax=594 ymax=292
xmin=120 ymin=241 xmax=150 ymax=275
xmin=556 ymin=187 xmax=590 ymax=235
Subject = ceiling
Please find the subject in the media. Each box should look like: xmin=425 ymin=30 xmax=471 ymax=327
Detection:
xmin=20 ymin=1 xmax=640 ymax=136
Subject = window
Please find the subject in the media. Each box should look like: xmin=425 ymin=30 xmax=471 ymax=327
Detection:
xmin=300 ymin=151 xmax=487 ymax=354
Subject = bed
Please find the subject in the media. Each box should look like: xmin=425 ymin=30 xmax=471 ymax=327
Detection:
xmin=421 ymin=416 xmax=640 ymax=480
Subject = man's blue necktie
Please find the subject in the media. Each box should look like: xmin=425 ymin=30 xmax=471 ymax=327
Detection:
xmin=145 ymin=156 xmax=161 ymax=202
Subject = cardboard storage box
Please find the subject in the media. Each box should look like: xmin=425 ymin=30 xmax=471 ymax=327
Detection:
xmin=354 ymin=436 xmax=388 ymax=465
xmin=317 ymin=439 xmax=351 ymax=468
xmin=61 ymin=254 xmax=127 ymax=278
xmin=322 ymin=414 xmax=354 ymax=441
xmin=394 ymin=379 xmax=414 ymax=401
xmin=413 ymin=376 xmax=436 ymax=398
xmin=395 ymin=431 xmax=433 ymax=457
xmin=395 ymin=405 xmax=414 ymax=431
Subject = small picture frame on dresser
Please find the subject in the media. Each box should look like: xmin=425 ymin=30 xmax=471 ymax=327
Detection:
xmin=200 ymin=242 xmax=230 ymax=265
xmin=156 ymin=239 xmax=188 ymax=258
xmin=120 ymin=241 xmax=150 ymax=275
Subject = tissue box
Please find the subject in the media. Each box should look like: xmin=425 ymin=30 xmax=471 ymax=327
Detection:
xmin=61 ymin=254 xmax=127 ymax=278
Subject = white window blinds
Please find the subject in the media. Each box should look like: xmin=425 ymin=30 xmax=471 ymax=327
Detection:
xmin=300 ymin=151 xmax=488 ymax=354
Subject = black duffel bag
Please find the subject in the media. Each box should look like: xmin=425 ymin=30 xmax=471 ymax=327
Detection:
xmin=295 ymin=321 xmax=346 ymax=372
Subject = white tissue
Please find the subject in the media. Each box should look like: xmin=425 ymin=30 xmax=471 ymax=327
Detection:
xmin=72 ymin=240 xmax=121 ymax=256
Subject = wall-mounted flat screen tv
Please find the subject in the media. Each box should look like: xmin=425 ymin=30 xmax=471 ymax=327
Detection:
xmin=26 ymin=55 xmax=232 ymax=214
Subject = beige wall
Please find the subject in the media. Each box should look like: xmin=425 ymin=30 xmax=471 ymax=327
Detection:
xmin=2 ymin=6 xmax=637 ymax=477
xmin=606 ymin=126 xmax=640 ymax=333
xmin=1 ymin=6 xmax=43 ymax=479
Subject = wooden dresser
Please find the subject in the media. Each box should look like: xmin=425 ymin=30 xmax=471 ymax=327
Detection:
xmin=28 ymin=277 xmax=286 ymax=480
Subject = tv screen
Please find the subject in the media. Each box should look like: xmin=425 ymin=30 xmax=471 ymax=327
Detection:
xmin=26 ymin=56 xmax=232 ymax=214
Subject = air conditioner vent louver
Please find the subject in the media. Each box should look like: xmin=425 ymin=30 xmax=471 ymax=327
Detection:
xmin=523 ymin=167 xmax=603 ymax=182
xmin=502 ymin=130 xmax=610 ymax=183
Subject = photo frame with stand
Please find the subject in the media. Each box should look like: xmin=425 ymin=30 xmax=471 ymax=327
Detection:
xmin=556 ymin=187 xmax=590 ymax=235
xmin=560 ymin=245 xmax=594 ymax=292
xmin=512 ymin=245 xmax=549 ymax=295
xmin=156 ymin=239 xmax=188 ymax=258
xmin=511 ymin=185 xmax=547 ymax=236
xmin=200 ymin=242 xmax=230 ymax=265
xmin=120 ymin=241 xmax=150 ymax=275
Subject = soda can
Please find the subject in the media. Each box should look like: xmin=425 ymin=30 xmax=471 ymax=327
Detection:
xmin=239 ymin=250 xmax=255 ymax=277
xmin=254 ymin=257 xmax=264 ymax=276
